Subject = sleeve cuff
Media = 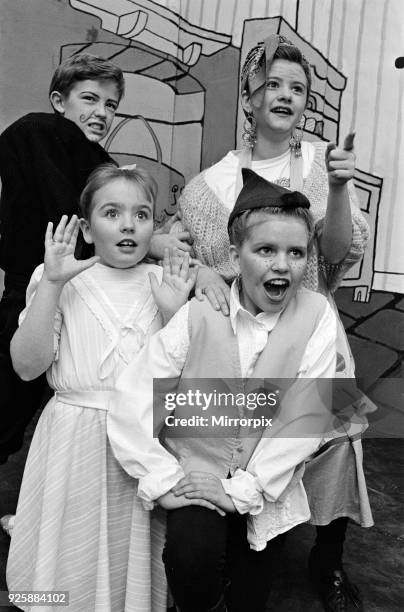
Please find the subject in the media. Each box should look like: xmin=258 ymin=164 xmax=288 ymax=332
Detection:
xmin=137 ymin=465 xmax=185 ymax=505
xmin=221 ymin=469 xmax=264 ymax=515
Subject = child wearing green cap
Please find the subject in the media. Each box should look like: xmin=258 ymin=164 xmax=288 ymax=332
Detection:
xmin=108 ymin=170 xmax=339 ymax=612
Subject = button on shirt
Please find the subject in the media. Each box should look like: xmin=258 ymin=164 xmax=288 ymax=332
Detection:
xmin=107 ymin=281 xmax=337 ymax=515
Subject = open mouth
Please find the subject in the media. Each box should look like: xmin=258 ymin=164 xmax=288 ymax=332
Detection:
xmin=271 ymin=106 xmax=293 ymax=116
xmin=88 ymin=121 xmax=106 ymax=133
xmin=263 ymin=279 xmax=290 ymax=301
xmin=117 ymin=239 xmax=137 ymax=249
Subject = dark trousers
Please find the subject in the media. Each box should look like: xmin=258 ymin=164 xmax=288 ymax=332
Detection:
xmin=163 ymin=506 xmax=286 ymax=612
xmin=313 ymin=517 xmax=349 ymax=574
xmin=0 ymin=274 xmax=49 ymax=462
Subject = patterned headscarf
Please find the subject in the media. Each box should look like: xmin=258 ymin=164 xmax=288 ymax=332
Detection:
xmin=240 ymin=34 xmax=311 ymax=106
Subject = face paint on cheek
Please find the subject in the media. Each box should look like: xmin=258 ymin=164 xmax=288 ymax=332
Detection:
xmin=252 ymin=258 xmax=273 ymax=274
xmin=290 ymin=259 xmax=307 ymax=285
xmin=79 ymin=111 xmax=93 ymax=123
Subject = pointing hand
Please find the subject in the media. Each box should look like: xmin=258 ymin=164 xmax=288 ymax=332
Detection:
xmin=325 ymin=132 xmax=356 ymax=186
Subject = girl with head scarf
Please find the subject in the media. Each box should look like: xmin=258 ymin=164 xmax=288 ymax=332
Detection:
xmin=176 ymin=34 xmax=372 ymax=612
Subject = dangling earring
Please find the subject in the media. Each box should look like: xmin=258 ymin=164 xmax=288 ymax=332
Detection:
xmin=242 ymin=113 xmax=257 ymax=148
xmin=289 ymin=116 xmax=304 ymax=157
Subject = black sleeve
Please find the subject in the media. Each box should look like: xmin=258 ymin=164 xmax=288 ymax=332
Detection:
xmin=0 ymin=118 xmax=112 ymax=275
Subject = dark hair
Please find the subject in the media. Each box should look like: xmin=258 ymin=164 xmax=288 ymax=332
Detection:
xmin=79 ymin=164 xmax=158 ymax=220
xmin=241 ymin=37 xmax=312 ymax=103
xmin=49 ymin=53 xmax=125 ymax=100
xmin=229 ymin=206 xmax=314 ymax=250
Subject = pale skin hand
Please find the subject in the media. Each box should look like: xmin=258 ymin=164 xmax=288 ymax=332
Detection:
xmin=149 ymin=249 xmax=198 ymax=325
xmin=44 ymin=215 xmax=99 ymax=284
xmin=148 ymin=231 xmax=195 ymax=260
xmin=325 ymin=132 xmax=355 ymax=187
xmin=195 ymin=266 xmax=230 ymax=316
xmin=157 ymin=490 xmax=226 ymax=516
xmin=172 ymin=471 xmax=236 ymax=513
xmin=320 ymin=132 xmax=356 ymax=264
xmin=10 ymin=215 xmax=99 ymax=380
xmin=148 ymin=212 xmax=194 ymax=260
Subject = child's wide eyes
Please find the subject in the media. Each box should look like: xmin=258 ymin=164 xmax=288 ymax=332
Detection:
xmin=105 ymin=208 xmax=118 ymax=218
xmin=103 ymin=208 xmax=150 ymax=219
xmin=266 ymin=80 xmax=278 ymax=89
xmin=290 ymin=248 xmax=305 ymax=258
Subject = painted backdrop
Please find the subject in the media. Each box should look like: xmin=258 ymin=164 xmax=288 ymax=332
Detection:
xmin=1 ymin=0 xmax=403 ymax=299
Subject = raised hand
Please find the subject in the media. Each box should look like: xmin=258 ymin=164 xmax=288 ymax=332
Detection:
xmin=44 ymin=215 xmax=99 ymax=284
xmin=149 ymin=248 xmax=198 ymax=324
xmin=172 ymin=471 xmax=236 ymax=513
xmin=325 ymin=132 xmax=356 ymax=187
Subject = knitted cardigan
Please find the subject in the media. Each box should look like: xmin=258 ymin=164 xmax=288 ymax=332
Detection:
xmin=179 ymin=142 xmax=369 ymax=294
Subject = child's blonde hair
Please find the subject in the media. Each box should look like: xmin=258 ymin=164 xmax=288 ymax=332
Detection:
xmin=229 ymin=206 xmax=314 ymax=251
xmin=79 ymin=164 xmax=158 ymax=220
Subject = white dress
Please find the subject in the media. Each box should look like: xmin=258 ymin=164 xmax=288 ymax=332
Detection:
xmin=7 ymin=262 xmax=167 ymax=612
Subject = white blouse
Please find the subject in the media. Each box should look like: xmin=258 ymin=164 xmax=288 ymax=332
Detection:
xmin=205 ymin=141 xmax=315 ymax=211
xmin=107 ymin=282 xmax=337 ymax=538
xmin=20 ymin=262 xmax=163 ymax=389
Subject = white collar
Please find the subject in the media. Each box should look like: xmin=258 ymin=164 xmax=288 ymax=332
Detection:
xmin=229 ymin=280 xmax=282 ymax=334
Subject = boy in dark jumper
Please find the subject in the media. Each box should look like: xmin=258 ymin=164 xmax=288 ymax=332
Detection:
xmin=0 ymin=53 xmax=191 ymax=468
xmin=0 ymin=53 xmax=124 ymax=463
